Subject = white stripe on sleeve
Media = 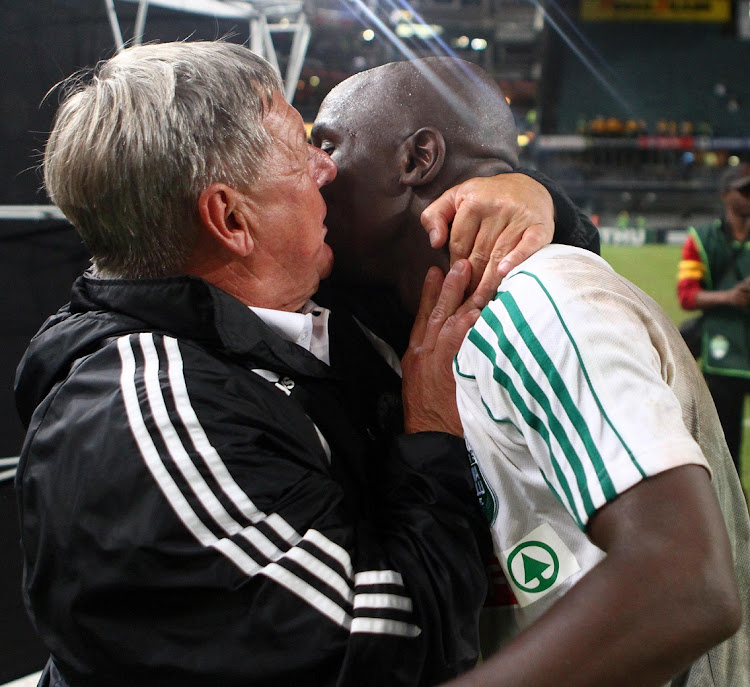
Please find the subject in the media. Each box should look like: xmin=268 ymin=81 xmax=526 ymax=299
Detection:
xmin=116 ymin=334 xmax=418 ymax=635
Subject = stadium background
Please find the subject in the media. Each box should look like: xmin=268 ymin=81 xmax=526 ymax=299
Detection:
xmin=1 ymin=0 xmax=749 ymax=683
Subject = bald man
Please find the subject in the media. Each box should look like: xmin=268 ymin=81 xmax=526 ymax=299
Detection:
xmin=312 ymin=57 xmax=749 ymax=687
xmin=313 ymin=57 xmax=598 ymax=354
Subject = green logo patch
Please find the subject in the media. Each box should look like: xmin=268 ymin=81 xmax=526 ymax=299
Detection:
xmin=501 ymin=523 xmax=581 ymax=608
xmin=507 ymin=541 xmax=559 ymax=593
xmin=709 ymin=334 xmax=730 ymax=361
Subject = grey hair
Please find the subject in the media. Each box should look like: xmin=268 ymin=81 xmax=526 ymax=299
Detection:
xmin=43 ymin=41 xmax=283 ymax=278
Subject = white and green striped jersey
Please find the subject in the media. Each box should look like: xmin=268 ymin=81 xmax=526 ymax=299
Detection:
xmin=455 ymin=245 xmax=750 ymax=685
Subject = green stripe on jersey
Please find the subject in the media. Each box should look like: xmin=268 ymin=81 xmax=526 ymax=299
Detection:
xmin=454 ymin=354 xmax=476 ymax=379
xmin=480 ymin=398 xmax=522 ymax=434
xmin=465 ymin=328 xmax=584 ymax=528
xmin=454 ymin=356 xmax=523 ymax=437
xmin=512 ymin=270 xmax=646 ymax=480
xmin=479 ymin=306 xmax=598 ymax=519
xmin=496 ymin=292 xmax=617 ymax=502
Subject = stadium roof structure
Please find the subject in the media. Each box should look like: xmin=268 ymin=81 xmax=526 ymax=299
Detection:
xmin=0 ymin=0 xmax=312 ymax=221
xmin=104 ymin=0 xmax=311 ymax=104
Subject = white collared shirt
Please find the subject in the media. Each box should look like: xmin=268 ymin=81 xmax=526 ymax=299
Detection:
xmin=250 ymin=300 xmax=332 ymax=365
xmin=250 ymin=300 xmax=402 ymax=375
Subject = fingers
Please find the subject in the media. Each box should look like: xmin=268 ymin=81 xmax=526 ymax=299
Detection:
xmin=462 ymin=210 xmax=521 ymax=293
xmin=402 ymin=260 xmax=480 ymax=437
xmin=442 ymin=306 xmax=482 ymax=354
xmin=421 ymin=260 xmax=473 ymax=351
xmin=497 ymin=223 xmax=553 ymax=278
xmin=421 ymin=186 xmax=459 ymax=249
xmin=401 ymin=297 xmax=480 ymax=436
xmin=409 ymin=266 xmax=444 ymax=348
xmin=445 ymin=174 xmax=556 ymax=281
xmin=462 ymin=270 xmax=501 ymax=314
xmin=423 ymin=173 xmax=556 ymax=318
xmin=447 ymin=199 xmax=497 ymax=268
xmin=458 ymin=222 xmax=553 ymax=314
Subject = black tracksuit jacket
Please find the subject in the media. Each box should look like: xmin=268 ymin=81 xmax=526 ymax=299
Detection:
xmin=15 ymin=275 xmax=490 ymax=687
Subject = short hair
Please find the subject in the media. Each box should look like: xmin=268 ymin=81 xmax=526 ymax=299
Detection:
xmin=320 ymin=57 xmax=519 ymax=172
xmin=388 ymin=57 xmax=519 ymax=169
xmin=43 ymin=41 xmax=283 ymax=278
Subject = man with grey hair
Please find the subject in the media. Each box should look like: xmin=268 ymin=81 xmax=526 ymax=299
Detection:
xmin=15 ymin=41 xmax=503 ymax=687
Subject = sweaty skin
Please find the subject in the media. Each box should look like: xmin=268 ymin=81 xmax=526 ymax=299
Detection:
xmin=313 ymin=58 xmax=526 ymax=321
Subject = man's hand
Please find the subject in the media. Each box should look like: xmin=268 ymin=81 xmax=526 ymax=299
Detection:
xmin=421 ymin=173 xmax=555 ymax=311
xmin=697 ymin=275 xmax=750 ymax=310
xmin=401 ymin=260 xmax=480 ymax=436
xmin=724 ymin=276 xmax=750 ymax=308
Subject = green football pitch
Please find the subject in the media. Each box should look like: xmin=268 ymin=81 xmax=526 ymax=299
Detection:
xmin=601 ymin=244 xmax=749 ymax=498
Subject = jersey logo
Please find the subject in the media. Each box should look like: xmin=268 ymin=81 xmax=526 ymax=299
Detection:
xmin=501 ymin=523 xmax=580 ymax=607
xmin=468 ymin=447 xmax=498 ymax=525
xmin=708 ymin=334 xmax=730 ymax=360
xmin=507 ymin=541 xmax=559 ymax=593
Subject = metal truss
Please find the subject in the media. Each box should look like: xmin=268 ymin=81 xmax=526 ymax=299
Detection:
xmin=103 ymin=0 xmax=311 ymax=104
xmin=0 ymin=0 xmax=312 ymax=222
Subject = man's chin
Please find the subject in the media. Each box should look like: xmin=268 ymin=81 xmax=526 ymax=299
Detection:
xmin=319 ymin=250 xmax=334 ymax=281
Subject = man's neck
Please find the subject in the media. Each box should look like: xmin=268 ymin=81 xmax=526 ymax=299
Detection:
xmin=394 ymin=158 xmax=513 ymax=313
xmin=316 ymin=278 xmax=414 ymax=356
xmin=453 ymin=159 xmax=515 ymax=184
xmin=186 ymin=256 xmax=309 ymax=312
xmin=394 ymin=227 xmax=450 ymax=317
xmin=335 ymin=208 xmax=449 ymax=322
xmin=330 ymin=158 xmax=516 ymax=349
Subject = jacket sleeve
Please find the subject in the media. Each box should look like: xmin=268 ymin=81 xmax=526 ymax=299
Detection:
xmin=517 ymin=166 xmax=601 ymax=254
xmin=338 ymin=431 xmax=492 ymax=687
xmin=677 ymin=231 xmax=706 ymax=310
xmin=19 ymin=331 xmax=489 ymax=687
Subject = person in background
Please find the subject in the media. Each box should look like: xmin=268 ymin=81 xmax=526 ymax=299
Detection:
xmin=313 ymin=56 xmax=749 ymax=687
xmin=678 ymin=162 xmax=750 ymax=479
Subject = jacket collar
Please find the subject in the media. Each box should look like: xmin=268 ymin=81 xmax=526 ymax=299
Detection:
xmin=72 ymin=272 xmax=333 ymax=378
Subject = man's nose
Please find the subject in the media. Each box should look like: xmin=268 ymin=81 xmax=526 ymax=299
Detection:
xmin=312 ymin=145 xmax=337 ymax=187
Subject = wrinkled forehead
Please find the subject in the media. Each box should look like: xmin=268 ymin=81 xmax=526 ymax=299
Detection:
xmin=264 ymin=91 xmax=301 ymax=127
xmin=261 ymin=91 xmax=308 ymax=153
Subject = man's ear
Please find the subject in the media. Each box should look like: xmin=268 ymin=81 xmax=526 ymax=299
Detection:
xmin=399 ymin=127 xmax=446 ymax=187
xmin=197 ymin=183 xmax=254 ymax=257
